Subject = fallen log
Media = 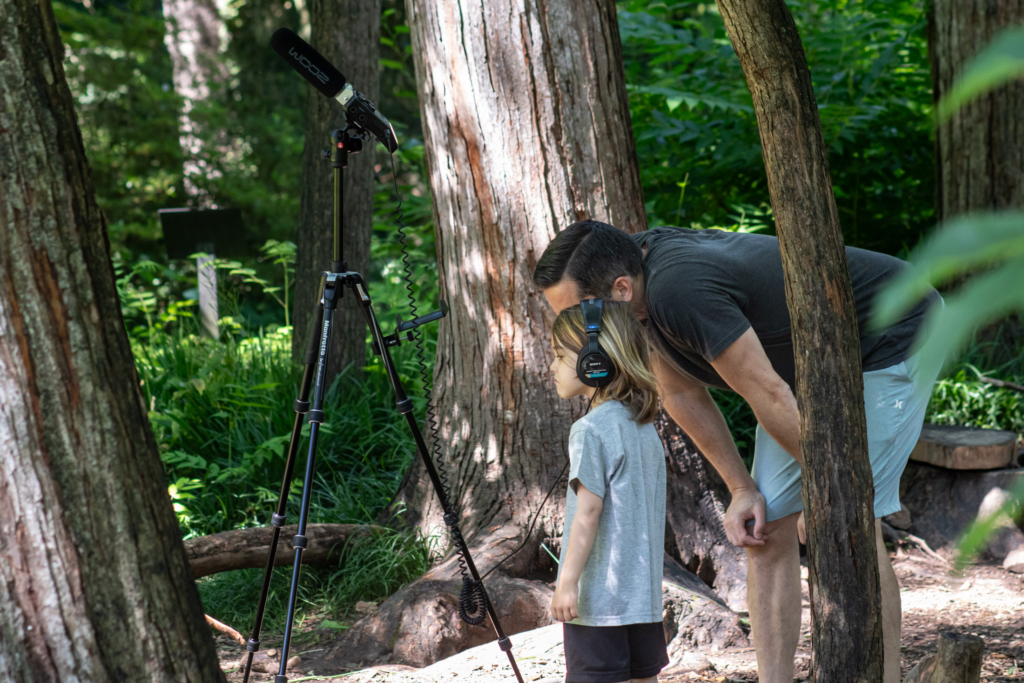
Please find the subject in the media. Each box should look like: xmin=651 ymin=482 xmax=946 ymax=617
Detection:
xmin=903 ymin=632 xmax=984 ymax=683
xmin=184 ymin=523 xmax=381 ymax=578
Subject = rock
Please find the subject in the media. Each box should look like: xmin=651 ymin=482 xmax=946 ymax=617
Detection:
xmin=910 ymin=424 xmax=1017 ymax=470
xmin=675 ymin=652 xmax=713 ymax=672
xmin=899 ymin=463 xmax=1024 ymax=551
xmin=662 ymin=556 xmax=748 ymax=658
xmin=286 ymin=655 xmax=301 ymax=671
xmin=1005 ymin=546 xmax=1024 ymax=573
xmin=884 ymin=504 xmax=912 ymax=530
xmin=266 ymin=648 xmax=278 ymax=658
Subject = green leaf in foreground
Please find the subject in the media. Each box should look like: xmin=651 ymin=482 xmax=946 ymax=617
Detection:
xmin=936 ymin=26 xmax=1024 ymax=122
xmin=872 ymin=210 xmax=1024 ymax=328
xmin=900 ymin=257 xmax=1024 ymax=391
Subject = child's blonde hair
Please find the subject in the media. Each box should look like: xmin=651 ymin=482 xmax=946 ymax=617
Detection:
xmin=552 ymin=301 xmax=659 ymax=424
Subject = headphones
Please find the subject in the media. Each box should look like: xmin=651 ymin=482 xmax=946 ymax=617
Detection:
xmin=576 ymin=299 xmax=616 ymax=388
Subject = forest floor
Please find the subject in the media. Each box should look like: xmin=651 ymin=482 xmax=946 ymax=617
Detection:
xmin=216 ymin=546 xmax=1024 ymax=682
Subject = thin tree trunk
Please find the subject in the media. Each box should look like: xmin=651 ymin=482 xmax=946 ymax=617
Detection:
xmin=290 ymin=0 xmax=381 ymax=380
xmin=929 ymin=0 xmax=1024 ymax=221
xmin=715 ymin=1 xmax=882 ymax=681
xmin=163 ymin=0 xmax=228 ymax=203
xmin=0 ymin=0 xmax=225 ymax=679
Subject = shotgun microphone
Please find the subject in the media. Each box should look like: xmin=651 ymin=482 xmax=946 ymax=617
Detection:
xmin=271 ymin=28 xmax=347 ymax=99
xmin=271 ymin=27 xmax=398 ymax=152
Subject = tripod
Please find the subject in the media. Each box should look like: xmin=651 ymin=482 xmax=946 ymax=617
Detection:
xmin=239 ymin=125 xmax=525 ymax=683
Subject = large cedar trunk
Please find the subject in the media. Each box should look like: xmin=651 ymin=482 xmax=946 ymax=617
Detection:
xmin=0 ymin=0 xmax=224 ymax=680
xmin=715 ymin=1 xmax=882 ymax=681
xmin=395 ymin=0 xmax=646 ymax=573
xmin=290 ymin=0 xmax=381 ymax=378
xmin=929 ymin=0 xmax=1024 ymax=220
xmin=163 ymin=0 xmax=228 ymax=201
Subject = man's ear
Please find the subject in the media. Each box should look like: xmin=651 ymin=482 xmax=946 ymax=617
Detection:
xmin=610 ymin=276 xmax=634 ymax=302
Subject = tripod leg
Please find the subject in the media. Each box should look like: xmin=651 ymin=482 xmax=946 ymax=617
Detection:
xmin=349 ymin=277 xmax=525 ymax=683
xmin=241 ymin=286 xmax=326 ymax=683
xmin=274 ymin=277 xmax=338 ymax=683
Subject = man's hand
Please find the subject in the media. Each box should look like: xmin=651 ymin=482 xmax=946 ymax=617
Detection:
xmin=723 ymin=487 xmax=770 ymax=547
xmin=550 ymin=581 xmax=579 ymax=622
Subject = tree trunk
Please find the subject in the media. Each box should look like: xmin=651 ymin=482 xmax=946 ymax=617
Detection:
xmin=163 ymin=0 xmax=228 ymax=202
xmin=656 ymin=414 xmax=748 ymax=611
xmin=0 ymin=0 xmax=225 ymax=680
xmin=929 ymin=0 xmax=1024 ymax=221
xmin=397 ymin=0 xmax=645 ymax=572
xmin=290 ymin=0 xmax=381 ymax=380
xmin=715 ymin=1 xmax=882 ymax=682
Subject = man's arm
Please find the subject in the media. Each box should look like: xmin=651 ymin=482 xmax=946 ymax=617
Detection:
xmin=709 ymin=328 xmax=801 ymax=463
xmin=653 ymin=352 xmax=768 ymax=546
xmin=550 ymin=483 xmax=602 ymax=622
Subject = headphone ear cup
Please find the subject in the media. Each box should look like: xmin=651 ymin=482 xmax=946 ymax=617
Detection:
xmin=577 ymin=345 xmax=615 ymax=388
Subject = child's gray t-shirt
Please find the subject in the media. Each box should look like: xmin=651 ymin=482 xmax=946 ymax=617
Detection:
xmin=557 ymin=400 xmax=666 ymax=627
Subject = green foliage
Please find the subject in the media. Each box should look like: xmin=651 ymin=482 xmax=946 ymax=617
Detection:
xmin=620 ymin=0 xmax=935 ymax=254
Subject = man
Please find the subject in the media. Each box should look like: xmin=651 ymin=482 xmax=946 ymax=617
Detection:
xmin=534 ymin=220 xmax=939 ymax=683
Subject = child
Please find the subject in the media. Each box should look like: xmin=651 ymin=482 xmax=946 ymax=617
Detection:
xmin=549 ymin=300 xmax=668 ymax=683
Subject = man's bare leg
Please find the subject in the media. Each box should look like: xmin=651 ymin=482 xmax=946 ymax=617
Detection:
xmin=746 ymin=512 xmax=801 ymax=683
xmin=876 ymin=519 xmax=902 ymax=683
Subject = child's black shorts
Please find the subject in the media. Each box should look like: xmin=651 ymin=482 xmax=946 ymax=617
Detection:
xmin=563 ymin=621 xmax=669 ymax=682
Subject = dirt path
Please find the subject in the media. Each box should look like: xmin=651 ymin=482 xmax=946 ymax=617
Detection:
xmin=218 ymin=549 xmax=1024 ymax=682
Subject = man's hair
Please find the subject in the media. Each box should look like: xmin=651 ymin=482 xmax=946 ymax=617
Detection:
xmin=532 ymin=220 xmax=643 ymax=298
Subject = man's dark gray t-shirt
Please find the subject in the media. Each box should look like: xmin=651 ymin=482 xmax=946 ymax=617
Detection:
xmin=633 ymin=227 xmax=936 ymax=390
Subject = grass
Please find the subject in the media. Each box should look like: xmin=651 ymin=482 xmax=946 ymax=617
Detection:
xmin=134 ymin=322 xmax=437 ymax=631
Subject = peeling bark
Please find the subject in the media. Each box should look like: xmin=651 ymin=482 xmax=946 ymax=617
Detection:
xmin=397 ymin=0 xmax=645 ymax=574
xmin=715 ymin=1 xmax=881 ymax=680
xmin=0 ymin=0 xmax=225 ymax=679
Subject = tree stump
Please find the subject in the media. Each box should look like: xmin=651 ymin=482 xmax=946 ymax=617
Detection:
xmin=903 ymin=632 xmax=984 ymax=683
xmin=910 ymin=425 xmax=1017 ymax=471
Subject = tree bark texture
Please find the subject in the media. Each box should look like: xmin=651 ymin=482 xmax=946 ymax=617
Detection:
xmin=656 ymin=413 xmax=748 ymax=610
xmin=929 ymin=0 xmax=1024 ymax=220
xmin=399 ymin=0 xmax=645 ymax=575
xmin=714 ymin=1 xmax=882 ymax=681
xmin=291 ymin=0 xmax=381 ymax=380
xmin=903 ymin=632 xmax=985 ymax=683
xmin=163 ymin=0 xmax=228 ymax=202
xmin=0 ymin=0 xmax=225 ymax=680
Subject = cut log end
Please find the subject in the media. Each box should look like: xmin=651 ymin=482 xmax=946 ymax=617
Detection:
xmin=904 ymin=631 xmax=984 ymax=683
